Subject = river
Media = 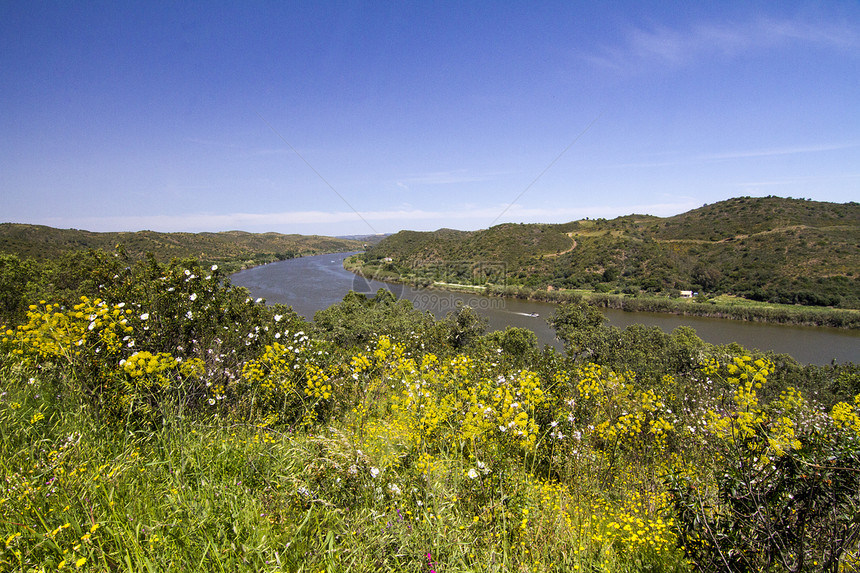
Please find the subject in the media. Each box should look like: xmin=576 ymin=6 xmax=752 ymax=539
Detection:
xmin=231 ymin=252 xmax=859 ymax=365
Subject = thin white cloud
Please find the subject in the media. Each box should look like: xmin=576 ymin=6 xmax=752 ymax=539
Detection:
xmin=185 ymin=137 xmax=243 ymax=149
xmin=737 ymin=172 xmax=860 ymax=188
xmin=34 ymin=200 xmax=702 ymax=234
xmin=247 ymin=148 xmax=293 ymax=157
xmin=703 ymin=142 xmax=858 ymax=161
xmin=602 ymin=142 xmax=857 ymax=170
xmin=395 ymin=169 xmax=512 ymax=187
xmin=588 ymin=16 xmax=859 ymax=71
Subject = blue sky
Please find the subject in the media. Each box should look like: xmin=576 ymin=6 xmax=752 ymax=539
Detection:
xmin=2 ymin=1 xmax=858 ymax=236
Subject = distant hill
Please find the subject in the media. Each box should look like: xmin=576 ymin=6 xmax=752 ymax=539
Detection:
xmin=336 ymin=233 xmax=391 ymax=245
xmin=358 ymin=197 xmax=860 ymax=308
xmin=0 ymin=224 xmax=363 ymax=271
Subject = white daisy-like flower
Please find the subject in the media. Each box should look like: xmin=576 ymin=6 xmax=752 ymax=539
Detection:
xmin=467 ymin=468 xmax=479 ymax=479
xmin=370 ymin=467 xmax=380 ymax=478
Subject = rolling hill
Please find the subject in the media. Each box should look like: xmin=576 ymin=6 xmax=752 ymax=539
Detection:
xmin=357 ymin=196 xmax=860 ymax=308
xmin=0 ymin=224 xmax=363 ymax=271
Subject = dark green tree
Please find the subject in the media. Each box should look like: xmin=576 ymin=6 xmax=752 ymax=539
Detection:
xmin=547 ymin=299 xmax=606 ymax=361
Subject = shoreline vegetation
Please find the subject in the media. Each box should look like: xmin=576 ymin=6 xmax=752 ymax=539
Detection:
xmin=344 ymin=255 xmax=860 ymax=330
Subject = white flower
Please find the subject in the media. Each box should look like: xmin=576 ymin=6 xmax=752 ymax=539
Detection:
xmin=211 ymin=264 xmax=218 ymax=271
xmin=370 ymin=467 xmax=380 ymax=478
xmin=184 ymin=269 xmax=191 ymax=276
xmin=388 ymin=483 xmax=401 ymax=495
xmin=140 ymin=313 xmax=149 ymax=320
xmin=274 ymin=314 xmax=283 ymax=322
xmin=189 ymin=293 xmax=197 ymax=301
xmin=467 ymin=468 xmax=479 ymax=480
xmin=208 ymin=398 xmax=216 ymax=405
xmin=255 ymin=298 xmax=263 ymax=303
xmin=186 ymin=311 xmax=193 ymax=319
xmin=550 ymin=421 xmax=558 ymax=427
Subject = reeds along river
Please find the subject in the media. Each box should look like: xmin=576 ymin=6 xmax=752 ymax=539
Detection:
xmin=231 ymin=252 xmax=860 ymax=366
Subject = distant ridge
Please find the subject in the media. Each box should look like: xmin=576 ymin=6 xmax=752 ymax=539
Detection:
xmin=358 ymin=196 xmax=860 ymax=308
xmin=0 ymin=223 xmax=363 ymax=271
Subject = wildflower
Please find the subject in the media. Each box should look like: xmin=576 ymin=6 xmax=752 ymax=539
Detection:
xmin=274 ymin=314 xmax=283 ymax=322
xmin=370 ymin=467 xmax=380 ymax=478
xmin=211 ymin=264 xmax=218 ymax=271
xmin=189 ymin=293 xmax=197 ymax=301
xmin=140 ymin=313 xmax=149 ymax=320
xmin=467 ymin=468 xmax=479 ymax=479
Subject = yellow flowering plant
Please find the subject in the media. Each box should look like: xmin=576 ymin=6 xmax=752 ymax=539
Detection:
xmin=668 ymin=356 xmax=860 ymax=572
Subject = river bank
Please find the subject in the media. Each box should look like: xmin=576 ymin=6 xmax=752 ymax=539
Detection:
xmin=344 ymin=255 xmax=860 ymax=330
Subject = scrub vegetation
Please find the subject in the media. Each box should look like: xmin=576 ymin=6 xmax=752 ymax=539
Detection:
xmin=0 ymin=223 xmax=363 ymax=273
xmin=354 ymin=197 xmax=860 ymax=322
xmin=1 ymin=251 xmax=859 ymax=572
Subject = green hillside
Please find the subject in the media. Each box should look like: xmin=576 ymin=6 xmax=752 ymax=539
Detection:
xmin=0 ymin=223 xmax=362 ymax=270
xmin=357 ymin=196 xmax=860 ymax=309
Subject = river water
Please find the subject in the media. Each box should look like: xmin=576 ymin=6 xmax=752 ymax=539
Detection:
xmin=231 ymin=252 xmax=859 ymax=365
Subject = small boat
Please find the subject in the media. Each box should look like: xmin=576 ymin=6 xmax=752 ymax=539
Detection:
xmin=528 ymin=312 xmax=539 ymax=318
